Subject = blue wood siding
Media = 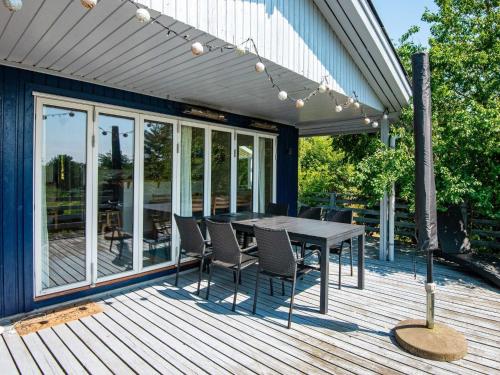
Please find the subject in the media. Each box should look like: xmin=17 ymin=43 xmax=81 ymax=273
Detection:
xmin=0 ymin=65 xmax=298 ymax=318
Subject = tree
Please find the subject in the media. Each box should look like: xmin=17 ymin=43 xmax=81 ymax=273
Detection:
xmin=312 ymin=0 xmax=499 ymax=217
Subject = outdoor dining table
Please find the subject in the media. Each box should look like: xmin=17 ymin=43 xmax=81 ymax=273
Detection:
xmin=205 ymin=212 xmax=365 ymax=314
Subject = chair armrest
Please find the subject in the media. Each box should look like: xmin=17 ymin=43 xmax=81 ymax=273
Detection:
xmin=241 ymin=245 xmax=258 ymax=254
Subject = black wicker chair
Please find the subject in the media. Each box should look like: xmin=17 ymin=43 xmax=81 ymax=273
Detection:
xmin=205 ymin=220 xmax=258 ymax=311
xmin=266 ymin=202 xmax=289 ymax=216
xmin=174 ymin=214 xmax=211 ymax=295
xmin=253 ymin=225 xmax=320 ymax=328
xmin=297 ymin=205 xmax=322 ymax=219
xmin=293 ymin=206 xmax=322 ymax=258
xmin=325 ymin=209 xmax=354 ymax=289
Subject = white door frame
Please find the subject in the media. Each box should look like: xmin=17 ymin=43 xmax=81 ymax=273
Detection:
xmin=34 ymin=97 xmax=94 ymax=296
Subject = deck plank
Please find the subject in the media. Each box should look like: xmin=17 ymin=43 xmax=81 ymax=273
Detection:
xmin=22 ymin=333 xmax=64 ymax=375
xmin=2 ymin=240 xmax=499 ymax=375
xmin=0 ymin=335 xmax=20 ymax=374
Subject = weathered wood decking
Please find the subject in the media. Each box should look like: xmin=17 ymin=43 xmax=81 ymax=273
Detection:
xmin=1 ymin=239 xmax=499 ymax=374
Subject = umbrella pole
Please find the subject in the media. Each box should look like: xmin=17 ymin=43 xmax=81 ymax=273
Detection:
xmin=393 ymin=52 xmax=466 ymax=361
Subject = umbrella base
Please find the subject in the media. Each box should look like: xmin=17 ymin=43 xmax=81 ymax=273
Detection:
xmin=394 ymin=319 xmax=467 ymax=361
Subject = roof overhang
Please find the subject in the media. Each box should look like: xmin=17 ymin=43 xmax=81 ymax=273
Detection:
xmin=0 ymin=0 xmax=411 ymax=136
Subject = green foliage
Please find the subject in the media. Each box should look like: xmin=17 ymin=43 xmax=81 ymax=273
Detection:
xmin=299 ymin=0 xmax=499 ymax=217
xmin=298 ymin=136 xmax=355 ymax=204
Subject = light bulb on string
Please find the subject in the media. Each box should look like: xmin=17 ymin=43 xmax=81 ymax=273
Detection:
xmin=363 ymin=117 xmax=371 ymax=125
xmin=255 ymin=61 xmax=265 ymax=73
xmin=236 ymin=45 xmax=246 ymax=56
xmin=3 ymin=0 xmax=22 ymax=11
xmin=318 ymin=83 xmax=327 ymax=94
xmin=191 ymin=42 xmax=204 ymax=56
xmin=353 ymin=101 xmax=360 ymax=109
xmin=371 ymin=121 xmax=379 ymax=128
xmin=80 ymin=0 xmax=97 ymax=9
xmin=295 ymin=99 xmax=305 ymax=109
xmin=347 ymin=97 xmax=355 ymax=105
xmin=278 ymin=91 xmax=288 ymax=101
xmin=135 ymin=8 xmax=151 ymax=23
xmin=383 ymin=112 xmax=388 ymax=120
xmin=335 ymin=105 xmax=343 ymax=113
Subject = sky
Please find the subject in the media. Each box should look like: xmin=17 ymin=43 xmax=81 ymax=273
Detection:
xmin=371 ymin=0 xmax=438 ymax=47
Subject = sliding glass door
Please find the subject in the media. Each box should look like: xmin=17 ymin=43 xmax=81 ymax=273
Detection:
xmin=35 ymin=100 xmax=93 ymax=295
xmin=180 ymin=125 xmax=206 ymax=218
xmin=210 ymin=129 xmax=232 ymax=215
xmin=142 ymin=119 xmax=174 ymax=268
xmin=95 ymin=112 xmax=137 ymax=280
xmin=236 ymin=133 xmax=254 ymax=212
xmin=35 ymin=95 xmax=276 ymax=296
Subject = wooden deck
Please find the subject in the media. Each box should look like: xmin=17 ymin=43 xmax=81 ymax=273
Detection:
xmin=1 ymin=239 xmax=499 ymax=374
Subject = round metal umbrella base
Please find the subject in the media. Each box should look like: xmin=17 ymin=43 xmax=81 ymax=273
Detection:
xmin=394 ymin=319 xmax=467 ymax=361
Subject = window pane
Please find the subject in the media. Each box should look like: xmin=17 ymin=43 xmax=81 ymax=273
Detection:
xmin=237 ymin=134 xmax=254 ymax=212
xmin=258 ymin=137 xmax=274 ymax=213
xmin=40 ymin=105 xmax=87 ymax=290
xmin=211 ymin=130 xmax=231 ymax=215
xmin=143 ymin=121 xmax=173 ymax=268
xmin=180 ymin=126 xmax=205 ymax=218
xmin=97 ymin=114 xmax=135 ymax=278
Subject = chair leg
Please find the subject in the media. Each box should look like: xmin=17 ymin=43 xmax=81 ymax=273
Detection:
xmin=196 ymin=256 xmax=204 ymax=296
xmin=282 ymin=281 xmax=285 ymax=296
xmin=233 ymin=267 xmax=241 ymax=312
xmin=253 ymin=269 xmax=260 ymax=314
xmin=349 ymin=240 xmax=353 ymax=276
xmin=175 ymin=250 xmax=182 ymax=287
xmin=339 ymin=242 xmax=343 ymax=290
xmin=206 ymin=263 xmax=213 ymax=300
xmin=288 ymin=276 xmax=297 ymax=329
xmin=269 ymin=278 xmax=274 ymax=296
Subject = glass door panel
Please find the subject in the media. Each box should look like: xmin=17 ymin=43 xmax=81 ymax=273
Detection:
xmin=258 ymin=137 xmax=274 ymax=213
xmin=180 ymin=126 xmax=205 ymax=218
xmin=96 ymin=113 xmax=135 ymax=278
xmin=211 ymin=130 xmax=232 ymax=215
xmin=143 ymin=120 xmax=174 ymax=268
xmin=236 ymin=134 xmax=254 ymax=212
xmin=39 ymin=104 xmax=89 ymax=292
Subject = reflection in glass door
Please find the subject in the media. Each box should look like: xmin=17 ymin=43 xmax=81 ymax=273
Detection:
xmin=211 ymin=130 xmax=232 ymax=215
xmin=38 ymin=104 xmax=90 ymax=293
xmin=258 ymin=137 xmax=274 ymax=212
xmin=142 ymin=120 xmax=174 ymax=268
xmin=180 ymin=125 xmax=205 ymax=218
xmin=237 ymin=134 xmax=254 ymax=212
xmin=96 ymin=113 xmax=135 ymax=279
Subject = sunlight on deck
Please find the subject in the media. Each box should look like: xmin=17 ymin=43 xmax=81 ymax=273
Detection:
xmin=1 ymin=239 xmax=499 ymax=374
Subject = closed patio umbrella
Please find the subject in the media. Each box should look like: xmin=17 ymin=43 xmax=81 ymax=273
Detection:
xmin=393 ymin=52 xmax=467 ymax=362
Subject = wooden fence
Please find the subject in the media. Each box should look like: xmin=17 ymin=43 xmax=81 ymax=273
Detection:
xmin=300 ymin=192 xmax=499 ymax=252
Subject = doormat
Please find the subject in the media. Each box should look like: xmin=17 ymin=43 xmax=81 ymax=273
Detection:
xmin=14 ymin=302 xmax=104 ymax=336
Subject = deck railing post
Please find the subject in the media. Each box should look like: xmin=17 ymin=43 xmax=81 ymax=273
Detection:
xmin=379 ymin=117 xmax=390 ymax=260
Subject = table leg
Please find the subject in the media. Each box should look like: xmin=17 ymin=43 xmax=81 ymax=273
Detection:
xmin=320 ymin=239 xmax=329 ymax=314
xmin=358 ymin=233 xmax=365 ymax=289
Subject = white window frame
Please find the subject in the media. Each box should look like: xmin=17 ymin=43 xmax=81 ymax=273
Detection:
xmin=33 ymin=92 xmax=277 ymax=297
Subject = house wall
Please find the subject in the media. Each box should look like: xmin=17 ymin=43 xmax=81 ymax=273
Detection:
xmin=0 ymin=65 xmax=298 ymax=318
xmin=135 ymin=0 xmax=384 ymax=111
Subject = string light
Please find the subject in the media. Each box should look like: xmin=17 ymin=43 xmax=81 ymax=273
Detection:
xmin=318 ymin=83 xmax=327 ymax=94
xmin=255 ymin=61 xmax=265 ymax=73
xmin=371 ymin=121 xmax=379 ymax=128
xmin=191 ymin=42 xmax=204 ymax=56
xmin=278 ymin=91 xmax=288 ymax=101
xmin=80 ymin=0 xmax=97 ymax=9
xmin=102 ymin=0 xmax=391 ymax=122
xmin=135 ymin=8 xmax=151 ymax=23
xmin=236 ymin=45 xmax=246 ymax=56
xmin=3 ymin=0 xmax=22 ymax=11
